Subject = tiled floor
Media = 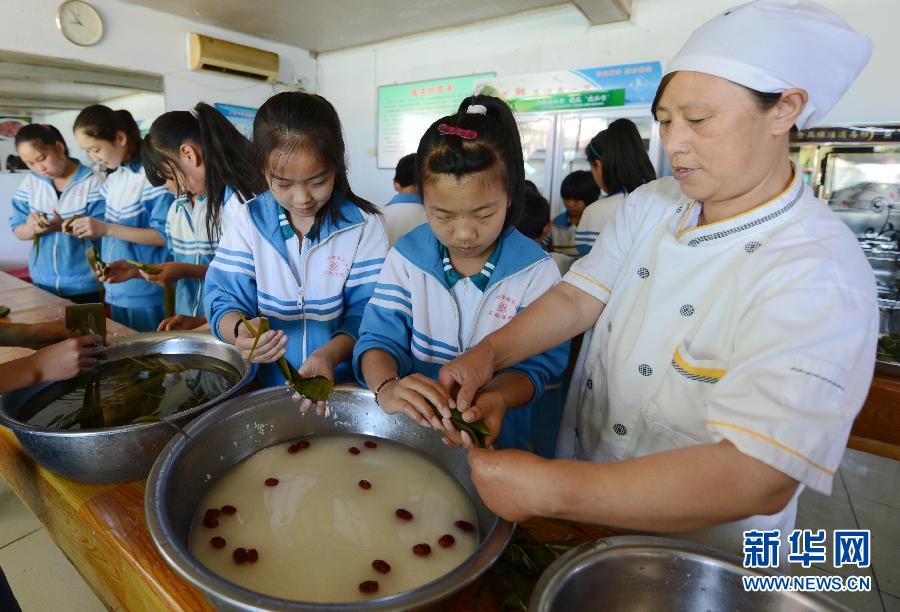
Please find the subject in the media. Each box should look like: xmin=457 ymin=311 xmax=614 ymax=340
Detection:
xmin=0 ymin=449 xmax=896 ymax=610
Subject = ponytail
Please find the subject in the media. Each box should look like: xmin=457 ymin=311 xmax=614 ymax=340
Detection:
xmin=74 ymin=104 xmax=141 ymax=162
xmin=142 ymin=102 xmax=266 ymax=240
xmin=416 ymin=94 xmax=525 ymax=226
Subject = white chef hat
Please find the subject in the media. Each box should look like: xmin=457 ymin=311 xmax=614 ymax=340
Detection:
xmin=665 ymin=0 xmax=872 ymax=129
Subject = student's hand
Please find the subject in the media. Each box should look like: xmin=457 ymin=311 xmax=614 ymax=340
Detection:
xmin=140 ymin=261 xmax=185 ymax=287
xmin=292 ymin=350 xmax=335 ymax=416
xmin=98 ymin=260 xmax=141 ymax=284
xmin=157 ymin=315 xmax=207 ymax=332
xmin=234 ymin=318 xmax=286 ymax=363
xmin=438 ymin=341 xmax=497 ymax=413
xmin=464 ymin=444 xmax=541 ymax=523
xmin=441 ymin=389 xmax=505 ymax=448
xmin=28 ymin=334 xmax=105 ymax=383
xmin=26 ymin=212 xmax=56 ymax=235
xmin=377 ymin=374 xmax=453 ymax=430
xmin=15 ymin=321 xmax=72 ymax=349
xmin=68 ymin=216 xmax=108 ymax=240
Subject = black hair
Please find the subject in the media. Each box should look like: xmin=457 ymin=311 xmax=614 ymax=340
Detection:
xmin=142 ymin=103 xmax=267 ymax=241
xmin=416 ymin=94 xmax=525 ymax=227
xmin=252 ymin=92 xmax=378 ymax=240
xmin=15 ymin=123 xmax=71 ymax=158
xmin=652 ymin=72 xmax=795 ymax=131
xmin=5 ymin=155 xmax=24 ymax=172
xmin=560 ymin=170 xmax=601 ymax=204
xmin=393 ymin=153 xmax=416 ymax=188
xmin=516 ymin=180 xmax=551 ymax=240
xmin=73 ymin=104 xmax=141 ymax=162
xmin=585 ymin=118 xmax=656 ymax=195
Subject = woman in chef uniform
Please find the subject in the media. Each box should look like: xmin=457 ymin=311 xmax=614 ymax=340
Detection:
xmin=437 ymin=0 xmax=878 ymax=564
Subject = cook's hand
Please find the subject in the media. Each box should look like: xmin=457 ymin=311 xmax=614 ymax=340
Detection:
xmin=67 ymin=216 xmax=108 ymax=240
xmin=157 ymin=315 xmax=207 ymax=332
xmin=234 ymin=318 xmax=286 ymax=363
xmin=442 ymin=389 xmax=504 ymax=448
xmin=17 ymin=321 xmax=72 ymax=349
xmin=377 ymin=374 xmax=453 ymax=429
xmin=292 ymin=351 xmax=334 ymax=415
xmin=464 ymin=442 xmax=541 ymax=523
xmin=98 ymin=260 xmax=140 ymax=284
xmin=139 ymin=261 xmax=184 ymax=287
xmin=29 ymin=334 xmax=105 ymax=383
xmin=438 ymin=341 xmax=496 ymax=413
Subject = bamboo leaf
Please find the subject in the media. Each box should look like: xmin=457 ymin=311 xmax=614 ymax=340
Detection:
xmin=239 ymin=316 xmax=333 ymax=401
xmin=164 ymin=283 xmax=176 ymax=319
xmin=65 ymin=304 xmax=106 ymax=342
xmin=426 ymin=400 xmax=490 ymax=448
xmin=126 ymin=260 xmax=162 ymax=275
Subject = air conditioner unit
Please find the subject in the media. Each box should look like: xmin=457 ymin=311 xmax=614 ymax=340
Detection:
xmin=187 ymin=33 xmax=279 ymax=82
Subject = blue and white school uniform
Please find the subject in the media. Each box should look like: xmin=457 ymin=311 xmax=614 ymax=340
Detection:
xmin=353 ymin=225 xmax=569 ymax=451
xmin=575 ymin=193 xmax=626 ymax=256
xmin=165 ymin=186 xmax=245 ymax=317
xmin=10 ymin=163 xmax=104 ymax=297
xmin=101 ymin=158 xmax=174 ymax=331
xmin=380 ymin=192 xmax=427 ymax=246
xmin=205 ymin=191 xmax=389 ymax=387
xmin=545 ymin=210 xmax=578 ymax=255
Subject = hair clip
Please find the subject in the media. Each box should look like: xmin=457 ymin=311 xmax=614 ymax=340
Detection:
xmin=437 ymin=123 xmax=477 ymax=140
xmin=188 ymin=107 xmax=200 ymax=120
xmin=466 ymin=104 xmax=487 ymax=115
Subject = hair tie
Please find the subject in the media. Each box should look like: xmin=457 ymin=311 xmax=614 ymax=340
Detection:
xmin=437 ymin=123 xmax=477 ymax=140
xmin=188 ymin=107 xmax=200 ymax=120
xmin=588 ymin=142 xmax=602 ymax=160
xmin=466 ymin=104 xmax=487 ymax=115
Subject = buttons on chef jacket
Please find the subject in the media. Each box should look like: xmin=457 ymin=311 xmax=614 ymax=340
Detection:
xmin=613 ymin=423 xmax=627 ymax=436
xmin=586 ymin=378 xmax=593 ymax=389
xmin=638 ymin=364 xmax=653 ymax=376
xmin=745 ymin=241 xmax=761 ymax=253
xmin=637 ymin=267 xmax=650 ymax=279
xmin=680 ymin=304 xmax=694 ymax=317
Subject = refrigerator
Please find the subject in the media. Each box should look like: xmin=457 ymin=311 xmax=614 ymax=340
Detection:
xmin=517 ymin=106 xmax=667 ymax=216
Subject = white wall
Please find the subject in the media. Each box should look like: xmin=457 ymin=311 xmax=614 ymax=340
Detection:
xmin=0 ymin=0 xmax=317 ymax=113
xmin=318 ymin=0 xmax=900 ymax=206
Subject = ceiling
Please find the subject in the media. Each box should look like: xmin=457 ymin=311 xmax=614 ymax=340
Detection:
xmin=118 ymin=0 xmax=631 ymax=54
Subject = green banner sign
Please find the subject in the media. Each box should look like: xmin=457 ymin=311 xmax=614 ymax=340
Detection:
xmin=377 ymin=72 xmax=494 ymax=168
xmin=508 ymin=89 xmax=626 ymax=112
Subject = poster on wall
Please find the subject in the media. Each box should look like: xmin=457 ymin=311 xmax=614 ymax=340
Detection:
xmin=474 ymin=61 xmax=662 ymax=111
xmin=377 ymin=73 xmax=494 ymax=169
xmin=214 ymin=103 xmax=257 ymax=139
xmin=0 ymin=117 xmax=30 ymax=140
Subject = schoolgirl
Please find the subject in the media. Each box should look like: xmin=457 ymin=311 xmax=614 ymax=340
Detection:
xmin=10 ymin=124 xmax=104 ymax=302
xmin=140 ymin=102 xmax=266 ymax=330
xmin=354 ymin=95 xmax=569 ymax=450
xmin=70 ymin=105 xmax=174 ymax=332
xmin=204 ymin=92 xmax=389 ymax=413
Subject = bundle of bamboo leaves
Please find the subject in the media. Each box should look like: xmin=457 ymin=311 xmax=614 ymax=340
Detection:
xmin=45 ymin=354 xmax=225 ymax=429
xmin=240 ymin=316 xmax=334 ymax=402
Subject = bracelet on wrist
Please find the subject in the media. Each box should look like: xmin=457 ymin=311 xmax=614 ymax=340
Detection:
xmin=232 ymin=317 xmax=244 ymax=341
xmin=374 ymin=377 xmax=399 ymax=406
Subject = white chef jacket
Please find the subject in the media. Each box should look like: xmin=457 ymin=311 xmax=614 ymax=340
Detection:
xmin=558 ymin=173 xmax=879 ymax=560
xmin=575 ymin=193 xmax=626 ymax=255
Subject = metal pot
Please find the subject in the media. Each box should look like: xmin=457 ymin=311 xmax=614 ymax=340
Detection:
xmin=528 ymin=536 xmax=847 ymax=612
xmin=145 ymin=385 xmax=515 ymax=610
xmin=0 ymin=331 xmax=252 ymax=484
